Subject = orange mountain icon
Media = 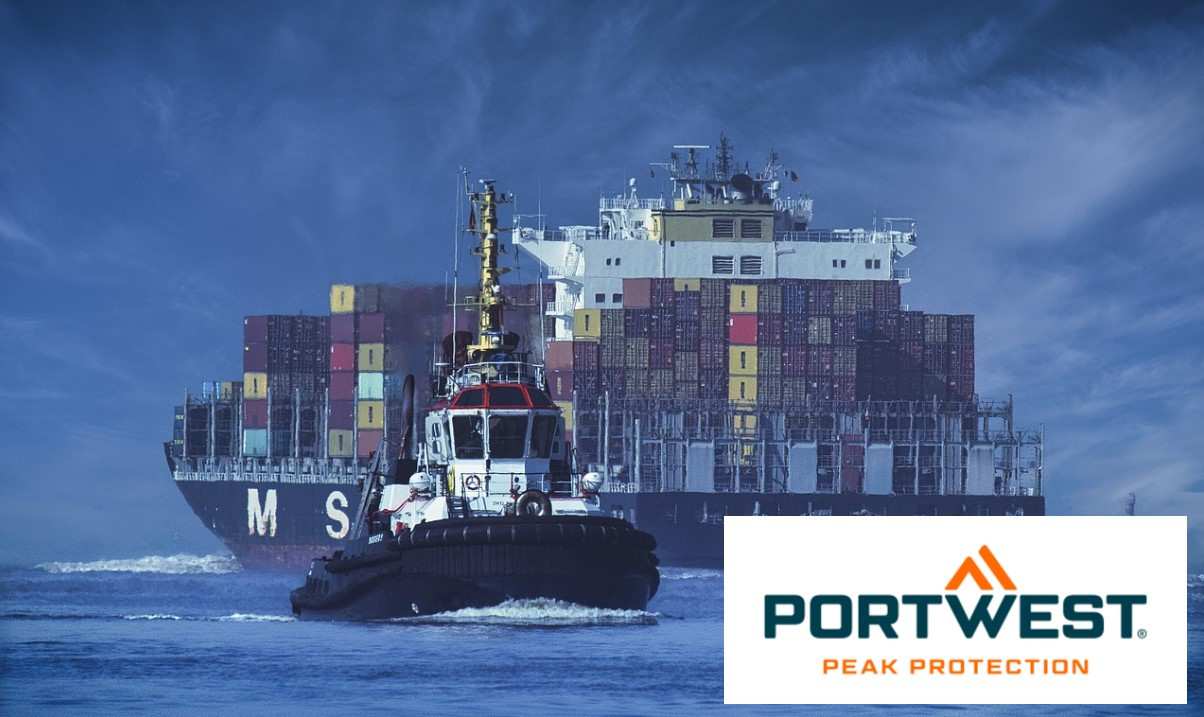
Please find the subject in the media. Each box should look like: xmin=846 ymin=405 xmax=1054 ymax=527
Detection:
xmin=945 ymin=545 xmax=1017 ymax=591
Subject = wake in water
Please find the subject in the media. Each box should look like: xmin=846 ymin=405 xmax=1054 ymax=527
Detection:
xmin=120 ymin=613 xmax=294 ymax=623
xmin=36 ymin=553 xmax=241 ymax=575
xmin=393 ymin=597 xmax=658 ymax=627
xmin=658 ymin=567 xmax=722 ymax=581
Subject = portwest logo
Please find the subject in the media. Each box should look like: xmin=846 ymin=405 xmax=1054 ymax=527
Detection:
xmin=724 ymin=517 xmax=1186 ymax=704
xmin=764 ymin=544 xmax=1146 ymax=643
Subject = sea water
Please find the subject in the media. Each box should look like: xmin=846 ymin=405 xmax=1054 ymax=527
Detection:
xmin=0 ymin=556 xmax=1200 ymax=716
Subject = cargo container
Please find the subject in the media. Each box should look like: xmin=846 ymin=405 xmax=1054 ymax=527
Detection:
xmin=357 ymin=343 xmax=384 ymax=372
xmin=356 ymin=372 xmax=384 ymax=400
xmin=330 ymin=284 xmax=355 ymax=314
xmin=243 ymin=372 xmax=268 ymax=399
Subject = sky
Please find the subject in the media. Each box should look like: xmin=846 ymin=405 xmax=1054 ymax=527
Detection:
xmin=1 ymin=0 xmax=1202 ymax=567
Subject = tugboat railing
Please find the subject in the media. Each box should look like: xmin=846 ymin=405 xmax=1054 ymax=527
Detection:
xmin=448 ymin=361 xmax=545 ymax=392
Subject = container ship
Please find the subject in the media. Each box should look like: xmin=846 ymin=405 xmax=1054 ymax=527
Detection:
xmin=166 ymin=137 xmax=1045 ymax=569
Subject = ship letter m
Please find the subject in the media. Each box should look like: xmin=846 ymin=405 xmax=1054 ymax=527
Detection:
xmin=247 ymin=489 xmax=278 ymax=537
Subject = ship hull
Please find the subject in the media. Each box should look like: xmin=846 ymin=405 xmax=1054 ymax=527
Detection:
xmin=174 ymin=469 xmax=1041 ymax=571
xmin=172 ymin=476 xmax=359 ymax=570
xmin=600 ymin=491 xmax=1046 ymax=568
xmin=290 ymin=515 xmax=660 ymax=620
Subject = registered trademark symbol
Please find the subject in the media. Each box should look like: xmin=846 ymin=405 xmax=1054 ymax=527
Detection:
xmin=1137 ymin=629 xmax=1148 ymax=639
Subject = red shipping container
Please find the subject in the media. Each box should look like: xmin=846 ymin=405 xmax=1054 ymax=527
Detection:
xmin=329 ymin=371 xmax=356 ymax=400
xmin=622 ymin=278 xmax=652 ymax=309
xmin=244 ymin=316 xmax=269 ymax=343
xmin=841 ymin=466 xmax=863 ymax=494
xmin=330 ymin=313 xmax=356 ymax=343
xmin=243 ymin=343 xmax=268 ymax=372
xmin=729 ymin=314 xmax=757 ymax=344
xmin=330 ymin=343 xmax=356 ymax=371
xmin=357 ymin=429 xmax=385 ymax=458
xmin=545 ymin=341 xmax=574 ymax=370
xmin=547 ymin=370 xmax=574 ymax=400
xmin=328 ymin=400 xmax=355 ymax=430
xmin=358 ymin=313 xmax=386 ymax=342
xmin=242 ymin=399 xmax=267 ymax=429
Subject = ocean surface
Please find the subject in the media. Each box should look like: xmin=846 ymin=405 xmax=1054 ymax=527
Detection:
xmin=0 ymin=555 xmax=1199 ymax=716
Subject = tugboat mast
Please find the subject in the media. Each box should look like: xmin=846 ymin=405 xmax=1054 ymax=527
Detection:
xmin=466 ymin=178 xmax=515 ymax=363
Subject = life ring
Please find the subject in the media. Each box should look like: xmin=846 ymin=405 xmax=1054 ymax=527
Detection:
xmin=515 ymin=489 xmax=553 ymax=517
xmin=464 ymin=475 xmax=482 ymax=491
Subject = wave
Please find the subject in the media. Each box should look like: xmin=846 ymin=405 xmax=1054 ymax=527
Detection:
xmin=122 ymin=614 xmax=183 ymax=621
xmin=120 ymin=613 xmax=293 ymax=622
xmin=36 ymin=554 xmax=241 ymax=575
xmin=659 ymin=567 xmax=722 ymax=580
xmin=218 ymin=613 xmax=295 ymax=622
xmin=395 ymin=598 xmax=658 ymax=626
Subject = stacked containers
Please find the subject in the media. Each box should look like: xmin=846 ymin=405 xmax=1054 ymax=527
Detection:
xmin=699 ymin=278 xmax=729 ymax=399
xmin=728 ymin=284 xmax=757 ymax=409
xmin=947 ymin=314 xmax=975 ymax=401
xmin=328 ymin=284 xmax=357 ymax=457
xmin=756 ymin=283 xmax=782 ymax=404
xmin=329 ymin=284 xmax=396 ymax=459
xmin=243 ymin=314 xmax=329 ymax=457
xmin=356 ymin=311 xmax=386 ymax=458
xmin=243 ymin=315 xmax=269 ymax=456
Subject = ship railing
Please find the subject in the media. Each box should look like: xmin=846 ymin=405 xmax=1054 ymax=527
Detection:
xmin=524 ymin=226 xmax=604 ymax=243
xmin=447 ymin=470 xmax=584 ymax=498
xmin=544 ymin=300 xmax=577 ymax=316
xmin=449 ymin=361 xmax=544 ymax=391
xmin=774 ymin=229 xmax=917 ymax=245
xmin=892 ymin=267 xmax=911 ymax=280
xmin=599 ymin=196 xmax=666 ymax=211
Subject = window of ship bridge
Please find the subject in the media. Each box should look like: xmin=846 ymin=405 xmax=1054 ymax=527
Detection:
xmin=452 ymin=414 xmax=484 ymax=459
xmin=488 ymin=414 xmax=527 ymax=459
xmin=528 ymin=414 xmax=557 ymax=458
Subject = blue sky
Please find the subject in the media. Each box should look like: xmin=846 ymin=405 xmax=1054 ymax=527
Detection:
xmin=1 ymin=0 xmax=1201 ymax=566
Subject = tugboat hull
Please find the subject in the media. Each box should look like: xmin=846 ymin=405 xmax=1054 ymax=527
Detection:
xmin=290 ymin=516 xmax=659 ymax=620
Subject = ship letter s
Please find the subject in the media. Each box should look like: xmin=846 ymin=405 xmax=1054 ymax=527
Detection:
xmin=326 ymin=491 xmax=350 ymax=540
xmin=247 ymin=489 xmax=278 ymax=537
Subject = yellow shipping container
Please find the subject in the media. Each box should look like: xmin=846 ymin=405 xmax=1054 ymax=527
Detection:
xmin=357 ymin=400 xmax=385 ymax=429
xmin=729 ymin=346 xmax=758 ymax=375
xmin=555 ymin=400 xmax=574 ymax=431
xmin=574 ymin=308 xmax=602 ymax=338
xmin=729 ymin=284 xmax=758 ymax=313
xmin=243 ymin=372 xmax=268 ymax=399
xmin=729 ymin=376 xmax=758 ymax=403
xmin=330 ymin=284 xmax=355 ymax=314
xmin=328 ymin=429 xmax=354 ymax=457
xmin=357 ymin=343 xmax=385 ymax=371
xmin=674 ymin=278 xmax=701 ymax=292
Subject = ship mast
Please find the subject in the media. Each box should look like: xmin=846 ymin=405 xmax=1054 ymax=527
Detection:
xmin=466 ymin=178 xmax=515 ymax=363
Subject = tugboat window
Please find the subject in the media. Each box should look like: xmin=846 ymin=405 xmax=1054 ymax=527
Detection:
xmin=489 ymin=385 xmax=528 ymax=407
xmin=528 ymin=415 xmax=557 ymax=458
xmin=455 ymin=388 xmax=485 ymax=407
xmin=452 ymin=415 xmax=484 ymax=459
xmin=527 ymin=389 xmax=554 ymax=408
xmin=488 ymin=415 xmax=527 ymax=459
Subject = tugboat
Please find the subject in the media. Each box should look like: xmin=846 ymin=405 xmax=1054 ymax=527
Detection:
xmin=290 ymin=177 xmax=660 ymax=620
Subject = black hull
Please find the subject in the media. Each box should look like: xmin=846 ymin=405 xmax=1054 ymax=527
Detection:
xmin=172 ymin=471 xmax=1045 ymax=570
xmin=290 ymin=515 xmax=659 ymax=620
xmin=601 ymin=491 xmax=1047 ymax=568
